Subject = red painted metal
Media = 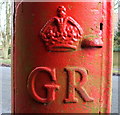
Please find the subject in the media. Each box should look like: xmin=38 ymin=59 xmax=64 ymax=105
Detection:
xmin=12 ymin=1 xmax=113 ymax=113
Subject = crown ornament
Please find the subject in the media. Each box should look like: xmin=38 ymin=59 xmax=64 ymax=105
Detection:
xmin=40 ymin=6 xmax=83 ymax=52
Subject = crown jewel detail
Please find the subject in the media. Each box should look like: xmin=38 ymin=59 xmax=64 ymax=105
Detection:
xmin=40 ymin=6 xmax=83 ymax=52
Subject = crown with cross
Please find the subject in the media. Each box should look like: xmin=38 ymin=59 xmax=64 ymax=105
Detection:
xmin=40 ymin=6 xmax=83 ymax=52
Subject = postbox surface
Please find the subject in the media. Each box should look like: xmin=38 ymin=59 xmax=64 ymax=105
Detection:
xmin=13 ymin=1 xmax=113 ymax=113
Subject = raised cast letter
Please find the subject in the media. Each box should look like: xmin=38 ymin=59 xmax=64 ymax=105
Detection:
xmin=27 ymin=67 xmax=59 ymax=104
xmin=64 ymin=67 xmax=94 ymax=103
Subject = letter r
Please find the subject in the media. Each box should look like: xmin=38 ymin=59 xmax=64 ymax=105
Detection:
xmin=64 ymin=67 xmax=94 ymax=103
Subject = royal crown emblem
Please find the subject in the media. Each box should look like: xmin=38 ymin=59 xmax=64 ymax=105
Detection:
xmin=40 ymin=6 xmax=83 ymax=52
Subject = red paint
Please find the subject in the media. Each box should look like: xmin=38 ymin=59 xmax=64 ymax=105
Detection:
xmin=27 ymin=67 xmax=60 ymax=103
xmin=64 ymin=67 xmax=94 ymax=103
xmin=40 ymin=6 xmax=83 ymax=52
xmin=12 ymin=1 xmax=113 ymax=113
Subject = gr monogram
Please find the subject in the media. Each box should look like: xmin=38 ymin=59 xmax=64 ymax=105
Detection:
xmin=27 ymin=67 xmax=94 ymax=104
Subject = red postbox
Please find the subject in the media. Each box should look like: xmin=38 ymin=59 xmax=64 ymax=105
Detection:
xmin=12 ymin=1 xmax=113 ymax=113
